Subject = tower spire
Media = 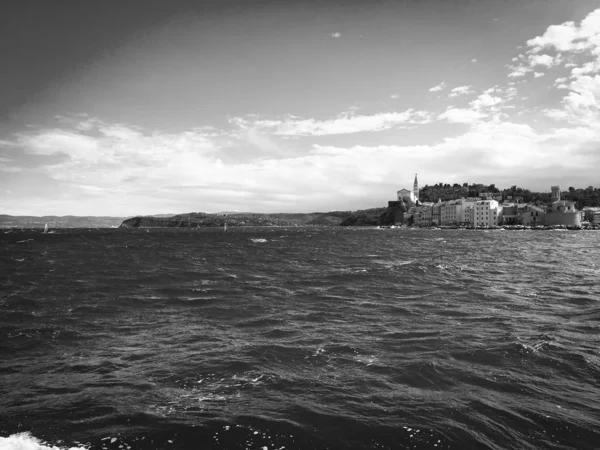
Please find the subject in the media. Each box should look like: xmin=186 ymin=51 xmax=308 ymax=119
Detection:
xmin=413 ymin=173 xmax=419 ymax=202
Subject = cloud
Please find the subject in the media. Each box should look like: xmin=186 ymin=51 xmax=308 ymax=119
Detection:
xmin=4 ymin=105 xmax=600 ymax=216
xmin=331 ymin=32 xmax=341 ymax=38
xmin=526 ymin=9 xmax=600 ymax=53
xmin=507 ymin=65 xmax=532 ymax=78
xmin=439 ymin=88 xmax=506 ymax=124
xmin=469 ymin=93 xmax=503 ymax=110
xmin=18 ymin=130 xmax=101 ymax=162
xmin=448 ymin=85 xmax=474 ymax=98
xmin=511 ymin=8 xmax=600 ymax=128
xmin=231 ymin=109 xmax=432 ymax=137
xmin=5 ymin=8 xmax=600 ymax=215
xmin=559 ymin=75 xmax=600 ymax=126
xmin=429 ymin=82 xmax=446 ymax=92
xmin=571 ymin=59 xmax=600 ymax=77
xmin=438 ymin=108 xmax=486 ymax=124
xmin=471 ymin=59 xmax=477 ymax=63
xmin=528 ymin=53 xmax=558 ymax=67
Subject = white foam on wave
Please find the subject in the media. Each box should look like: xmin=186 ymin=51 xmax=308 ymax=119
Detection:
xmin=0 ymin=433 xmax=88 ymax=450
xmin=250 ymin=238 xmax=268 ymax=243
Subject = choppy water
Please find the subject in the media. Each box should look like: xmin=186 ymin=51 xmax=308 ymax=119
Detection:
xmin=1 ymin=227 xmax=599 ymax=450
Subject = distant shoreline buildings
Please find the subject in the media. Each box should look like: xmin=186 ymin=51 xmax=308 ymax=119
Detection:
xmin=388 ymin=177 xmax=598 ymax=228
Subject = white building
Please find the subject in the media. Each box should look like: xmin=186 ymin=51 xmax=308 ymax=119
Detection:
xmin=440 ymin=198 xmax=478 ymax=225
xmin=397 ymin=188 xmax=416 ymax=203
xmin=396 ymin=173 xmax=420 ymax=203
xmin=470 ymin=200 xmax=502 ymax=228
xmin=440 ymin=200 xmax=461 ymax=225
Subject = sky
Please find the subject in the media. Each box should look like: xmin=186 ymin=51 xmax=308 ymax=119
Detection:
xmin=1 ymin=0 xmax=599 ymax=216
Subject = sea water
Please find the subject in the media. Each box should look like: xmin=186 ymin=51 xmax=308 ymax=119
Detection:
xmin=1 ymin=227 xmax=599 ymax=449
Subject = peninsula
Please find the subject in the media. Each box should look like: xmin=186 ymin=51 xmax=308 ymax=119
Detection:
xmin=118 ymin=209 xmax=390 ymax=229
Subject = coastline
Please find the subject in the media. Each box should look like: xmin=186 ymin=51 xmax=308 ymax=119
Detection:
xmin=380 ymin=224 xmax=600 ymax=231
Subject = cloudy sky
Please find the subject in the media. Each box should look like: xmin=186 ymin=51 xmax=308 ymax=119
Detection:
xmin=1 ymin=0 xmax=599 ymax=216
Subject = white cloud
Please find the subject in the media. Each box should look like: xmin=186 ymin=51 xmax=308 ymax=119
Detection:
xmin=439 ymin=89 xmax=505 ymax=124
xmin=526 ymin=21 xmax=583 ymax=52
xmin=471 ymin=59 xmax=477 ymax=63
xmin=508 ymin=65 xmax=532 ymax=78
xmin=448 ymin=85 xmax=474 ymax=98
xmin=232 ymin=109 xmax=432 ymax=137
xmin=429 ymin=82 xmax=446 ymax=92
xmin=438 ymin=108 xmax=486 ymax=124
xmin=511 ymin=8 xmax=600 ymax=129
xmin=528 ymin=53 xmax=560 ymax=67
xmin=571 ymin=59 xmax=600 ymax=77
xmin=470 ymin=93 xmax=503 ymax=110
xmin=6 ymin=9 xmax=600 ymax=215
xmin=526 ymin=9 xmax=600 ymax=53
xmin=561 ymin=74 xmax=600 ymax=125
xmin=331 ymin=32 xmax=341 ymax=38
xmin=18 ymin=130 xmax=101 ymax=162
xmin=5 ymin=106 xmax=600 ymax=215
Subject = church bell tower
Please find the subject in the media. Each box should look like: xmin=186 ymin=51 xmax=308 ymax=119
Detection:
xmin=413 ymin=173 xmax=419 ymax=202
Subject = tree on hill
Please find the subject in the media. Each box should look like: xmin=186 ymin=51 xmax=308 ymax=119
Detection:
xmin=417 ymin=183 xmax=600 ymax=208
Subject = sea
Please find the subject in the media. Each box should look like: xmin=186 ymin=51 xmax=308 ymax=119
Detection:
xmin=1 ymin=227 xmax=599 ymax=450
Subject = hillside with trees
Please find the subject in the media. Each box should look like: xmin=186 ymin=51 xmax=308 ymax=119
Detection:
xmin=419 ymin=183 xmax=600 ymax=208
xmin=119 ymin=210 xmax=385 ymax=228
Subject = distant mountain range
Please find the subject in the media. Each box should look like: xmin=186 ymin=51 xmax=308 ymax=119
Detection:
xmin=0 ymin=215 xmax=128 ymax=228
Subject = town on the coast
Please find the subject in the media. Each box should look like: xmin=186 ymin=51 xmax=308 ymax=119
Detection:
xmin=388 ymin=175 xmax=600 ymax=230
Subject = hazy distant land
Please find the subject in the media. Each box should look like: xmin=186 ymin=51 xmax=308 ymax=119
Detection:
xmin=0 ymin=208 xmax=389 ymax=229
xmin=0 ymin=215 xmax=127 ymax=229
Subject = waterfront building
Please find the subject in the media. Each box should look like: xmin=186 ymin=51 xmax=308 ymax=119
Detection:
xmin=501 ymin=205 xmax=520 ymax=225
xmin=420 ymin=206 xmax=433 ymax=227
xmin=583 ymin=207 xmax=600 ymax=223
xmin=521 ymin=205 xmax=546 ymax=226
xmin=432 ymin=200 xmax=442 ymax=226
xmin=463 ymin=205 xmax=473 ymax=226
xmin=545 ymin=186 xmax=581 ymax=227
xmin=440 ymin=199 xmax=464 ymax=225
xmin=470 ymin=199 xmax=501 ymax=228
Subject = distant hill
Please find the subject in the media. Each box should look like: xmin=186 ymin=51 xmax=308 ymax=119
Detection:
xmin=1 ymin=206 xmax=399 ymax=229
xmin=0 ymin=215 xmax=127 ymax=228
xmin=419 ymin=183 xmax=600 ymax=208
xmin=119 ymin=208 xmax=393 ymax=228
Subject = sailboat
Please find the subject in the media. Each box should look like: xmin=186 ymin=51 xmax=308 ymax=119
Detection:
xmin=223 ymin=221 xmax=227 ymax=232
xmin=43 ymin=223 xmax=49 ymax=234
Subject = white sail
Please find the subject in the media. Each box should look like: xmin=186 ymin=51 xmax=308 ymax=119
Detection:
xmin=43 ymin=223 xmax=49 ymax=234
xmin=224 ymin=221 xmax=227 ymax=232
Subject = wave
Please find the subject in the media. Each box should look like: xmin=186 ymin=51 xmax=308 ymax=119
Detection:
xmin=0 ymin=433 xmax=88 ymax=450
